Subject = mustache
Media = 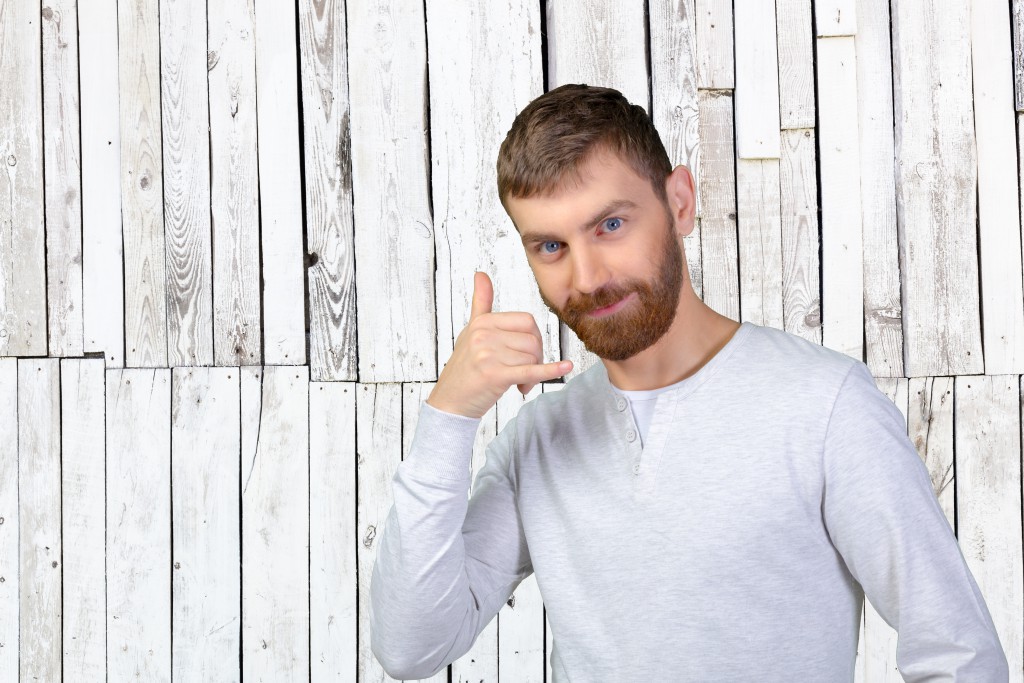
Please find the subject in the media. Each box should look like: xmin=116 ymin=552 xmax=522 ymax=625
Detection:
xmin=561 ymin=281 xmax=646 ymax=316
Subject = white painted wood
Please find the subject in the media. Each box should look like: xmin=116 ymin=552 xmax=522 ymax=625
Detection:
xmin=908 ymin=377 xmax=955 ymax=523
xmin=255 ymin=0 xmax=306 ymax=366
xmin=891 ymin=1 xmax=983 ymax=376
xmin=309 ymin=381 xmax=357 ymax=680
xmin=973 ymin=0 xmax=1024 ymax=374
xmin=734 ymin=1 xmax=781 ymax=158
xmin=240 ymin=366 xmax=309 ymax=679
xmin=79 ymin=0 xmax=125 ymax=367
xmin=697 ymin=90 xmax=740 ymax=321
xmin=815 ymin=37 xmax=863 ymax=361
xmin=210 ymin=0 xmax=261 ymax=367
xmin=0 ymin=2 xmax=45 ymax=356
xmin=106 ymin=368 xmax=171 ymax=681
xmin=356 ymin=383 xmax=402 ymax=682
xmin=1013 ymin=0 xmax=1024 ymax=111
xmin=43 ymin=0 xmax=84 ymax=357
xmin=814 ymin=0 xmax=856 ymax=37
xmin=695 ymin=0 xmax=734 ymax=88
xmin=60 ymin=358 xmax=106 ymax=680
xmin=17 ymin=360 xmax=61 ymax=682
xmin=856 ymin=0 xmax=903 ymax=377
xmin=736 ymin=159 xmax=783 ymax=328
xmin=299 ymin=0 xmax=357 ymax=381
xmin=779 ymin=129 xmax=821 ymax=344
xmin=171 ymin=367 xmax=240 ymax=682
xmin=0 ymin=360 xmax=16 ymax=682
xmin=426 ymin=0 xmax=557 ymax=378
xmin=955 ymin=375 xmax=1024 ymax=680
xmin=120 ymin=0 xmax=168 ymax=367
xmin=776 ymin=0 xmax=816 ymax=129
xmin=348 ymin=0 xmax=435 ymax=382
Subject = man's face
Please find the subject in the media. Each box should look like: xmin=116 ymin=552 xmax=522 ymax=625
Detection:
xmin=505 ymin=149 xmax=686 ymax=361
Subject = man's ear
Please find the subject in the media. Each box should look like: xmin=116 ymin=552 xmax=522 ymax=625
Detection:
xmin=665 ymin=165 xmax=696 ymax=237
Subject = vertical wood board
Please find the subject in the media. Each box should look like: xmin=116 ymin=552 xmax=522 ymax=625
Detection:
xmin=736 ymin=159 xmax=783 ymax=328
xmin=779 ymin=129 xmax=821 ymax=344
xmin=776 ymin=0 xmax=816 ymax=129
xmin=0 ymin=360 xmax=16 ymax=682
xmin=695 ymin=0 xmax=734 ymax=88
xmin=734 ymin=2 xmax=782 ymax=158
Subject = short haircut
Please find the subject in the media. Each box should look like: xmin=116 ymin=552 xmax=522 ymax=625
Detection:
xmin=496 ymin=84 xmax=672 ymax=207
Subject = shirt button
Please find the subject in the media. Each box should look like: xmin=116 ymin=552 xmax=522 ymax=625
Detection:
xmin=626 ymin=429 xmax=636 ymax=442
xmin=632 ymin=463 xmax=641 ymax=474
xmin=616 ymin=398 xmax=627 ymax=411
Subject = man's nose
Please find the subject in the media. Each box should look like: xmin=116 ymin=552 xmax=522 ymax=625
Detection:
xmin=569 ymin=244 xmax=611 ymax=294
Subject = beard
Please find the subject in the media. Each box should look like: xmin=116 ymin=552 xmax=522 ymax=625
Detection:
xmin=540 ymin=214 xmax=684 ymax=361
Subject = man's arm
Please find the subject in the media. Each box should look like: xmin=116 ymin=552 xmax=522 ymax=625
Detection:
xmin=822 ymin=362 xmax=1009 ymax=681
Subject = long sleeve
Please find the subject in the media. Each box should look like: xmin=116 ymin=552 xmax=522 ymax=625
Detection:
xmin=369 ymin=402 xmax=533 ymax=680
xmin=822 ymin=362 xmax=1009 ymax=681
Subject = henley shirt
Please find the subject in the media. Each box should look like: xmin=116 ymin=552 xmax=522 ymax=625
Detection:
xmin=369 ymin=321 xmax=1008 ymax=681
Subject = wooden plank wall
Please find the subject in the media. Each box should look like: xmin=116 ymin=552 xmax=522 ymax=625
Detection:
xmin=0 ymin=1 xmax=1021 ymax=680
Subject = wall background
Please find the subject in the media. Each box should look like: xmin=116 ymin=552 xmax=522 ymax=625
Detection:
xmin=0 ymin=0 xmax=1021 ymax=680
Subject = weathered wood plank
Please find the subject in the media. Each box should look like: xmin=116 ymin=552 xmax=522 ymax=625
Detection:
xmin=209 ymin=0 xmax=261 ymax=367
xmin=120 ymin=0 xmax=168 ymax=367
xmin=734 ymin=1 xmax=781 ymax=158
xmin=106 ymin=368 xmax=171 ymax=681
xmin=60 ymin=358 xmax=106 ymax=680
xmin=891 ymin=1 xmax=983 ymax=376
xmin=695 ymin=0 xmax=733 ymax=88
xmin=1013 ymin=0 xmax=1024 ymax=111
xmin=775 ymin=0 xmax=815 ymax=129
xmin=309 ymin=380 xmax=357 ymax=679
xmin=973 ymin=0 xmax=1024 ymax=374
xmin=697 ymin=90 xmax=739 ymax=321
xmin=0 ymin=360 xmax=16 ymax=682
xmin=299 ymin=0 xmax=357 ymax=380
xmin=161 ymin=0 xmax=213 ymax=365
xmin=171 ymin=367 xmax=240 ymax=681
xmin=814 ymin=0 xmax=856 ymax=37
xmin=856 ymin=0 xmax=903 ymax=377
xmin=955 ymin=375 xmax=1024 ymax=679
xmin=736 ymin=159 xmax=783 ymax=328
xmin=815 ymin=36 xmax=863 ymax=361
xmin=79 ymin=0 xmax=125 ymax=367
xmin=356 ymin=383 xmax=402 ymax=682
xmin=908 ymin=376 xmax=955 ymax=523
xmin=240 ymin=366 xmax=309 ymax=679
xmin=0 ymin=2 xmax=46 ymax=356
xmin=255 ymin=0 xmax=306 ymax=366
xmin=348 ymin=0 xmax=435 ymax=382
xmin=43 ymin=0 xmax=84 ymax=357
xmin=17 ymin=360 xmax=61 ymax=682
xmin=779 ymin=129 xmax=821 ymax=344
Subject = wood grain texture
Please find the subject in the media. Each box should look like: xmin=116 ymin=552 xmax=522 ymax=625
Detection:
xmin=161 ymin=0 xmax=213 ymax=366
xmin=955 ymin=375 xmax=1023 ymax=680
xmin=426 ymin=0 xmax=556 ymax=375
xmin=106 ymin=368 xmax=171 ymax=682
xmin=776 ymin=0 xmax=815 ymax=129
xmin=299 ymin=0 xmax=357 ymax=381
xmin=697 ymin=90 xmax=740 ymax=321
xmin=736 ymin=159 xmax=783 ymax=328
xmin=891 ymin=0 xmax=983 ymax=376
xmin=255 ymin=0 xmax=306 ymax=366
xmin=60 ymin=359 xmax=106 ymax=680
xmin=171 ymin=367 xmax=241 ymax=681
xmin=815 ymin=36 xmax=863 ymax=361
xmin=695 ymin=0 xmax=733 ymax=88
xmin=779 ymin=129 xmax=821 ymax=344
xmin=1014 ymin=0 xmax=1024 ymax=111
xmin=0 ymin=360 xmax=15 ymax=682
xmin=120 ymin=0 xmax=169 ymax=367
xmin=348 ymin=0 xmax=435 ymax=382
xmin=908 ymin=376 xmax=955 ymax=523
xmin=310 ymin=381 xmax=357 ymax=679
xmin=42 ymin=0 xmax=84 ymax=357
xmin=973 ymin=0 xmax=1024 ymax=374
xmin=17 ymin=360 xmax=61 ymax=682
xmin=210 ymin=0 xmax=261 ymax=367
xmin=79 ymin=0 xmax=125 ymax=367
xmin=813 ymin=0 xmax=856 ymax=37
xmin=856 ymin=0 xmax=903 ymax=377
xmin=734 ymin=1 xmax=781 ymax=158
xmin=240 ymin=366 xmax=309 ymax=680
xmin=0 ymin=2 xmax=46 ymax=356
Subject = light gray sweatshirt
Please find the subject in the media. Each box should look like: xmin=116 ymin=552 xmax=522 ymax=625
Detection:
xmin=370 ymin=321 xmax=1008 ymax=681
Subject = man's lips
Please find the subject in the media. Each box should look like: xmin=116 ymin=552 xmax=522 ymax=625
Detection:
xmin=587 ymin=292 xmax=636 ymax=318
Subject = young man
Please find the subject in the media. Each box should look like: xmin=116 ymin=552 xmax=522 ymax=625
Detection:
xmin=370 ymin=85 xmax=1008 ymax=681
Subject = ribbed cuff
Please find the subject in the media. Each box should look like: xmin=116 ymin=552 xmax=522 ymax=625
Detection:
xmin=403 ymin=401 xmax=481 ymax=482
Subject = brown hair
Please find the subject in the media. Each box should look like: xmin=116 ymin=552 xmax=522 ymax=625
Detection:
xmin=496 ymin=84 xmax=672 ymax=206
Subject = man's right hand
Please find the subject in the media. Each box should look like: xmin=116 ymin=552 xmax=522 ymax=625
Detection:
xmin=426 ymin=272 xmax=573 ymax=419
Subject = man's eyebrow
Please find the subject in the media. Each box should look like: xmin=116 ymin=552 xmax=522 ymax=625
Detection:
xmin=519 ymin=199 xmax=639 ymax=244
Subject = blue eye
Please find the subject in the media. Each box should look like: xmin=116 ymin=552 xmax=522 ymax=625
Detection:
xmin=603 ymin=217 xmax=623 ymax=231
xmin=542 ymin=241 xmax=561 ymax=254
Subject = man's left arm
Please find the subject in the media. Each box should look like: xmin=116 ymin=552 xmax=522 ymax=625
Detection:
xmin=821 ymin=362 xmax=1009 ymax=681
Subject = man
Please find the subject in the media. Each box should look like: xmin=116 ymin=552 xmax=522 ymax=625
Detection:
xmin=370 ymin=84 xmax=1008 ymax=681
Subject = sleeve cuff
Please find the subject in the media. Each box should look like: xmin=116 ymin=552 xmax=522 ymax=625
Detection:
xmin=402 ymin=401 xmax=481 ymax=482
